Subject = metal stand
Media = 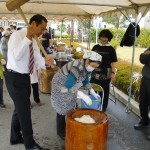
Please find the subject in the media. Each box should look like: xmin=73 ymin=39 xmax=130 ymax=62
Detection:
xmin=109 ymin=83 xmax=117 ymax=104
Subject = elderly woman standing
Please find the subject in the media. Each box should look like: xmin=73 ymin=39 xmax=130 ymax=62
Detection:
xmin=51 ymin=50 xmax=102 ymax=140
xmin=90 ymin=29 xmax=117 ymax=112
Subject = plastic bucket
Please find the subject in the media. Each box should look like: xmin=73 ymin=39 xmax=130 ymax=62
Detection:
xmin=81 ymin=95 xmax=101 ymax=110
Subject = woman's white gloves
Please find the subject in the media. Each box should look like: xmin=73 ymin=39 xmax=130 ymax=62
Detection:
xmin=90 ymin=88 xmax=100 ymax=99
xmin=1 ymin=59 xmax=6 ymax=65
xmin=77 ymin=91 xmax=92 ymax=105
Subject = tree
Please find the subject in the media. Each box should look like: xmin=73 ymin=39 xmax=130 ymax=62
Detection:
xmin=119 ymin=15 xmax=129 ymax=28
xmin=102 ymin=14 xmax=119 ymax=28
xmin=67 ymin=24 xmax=71 ymax=35
xmin=78 ymin=19 xmax=91 ymax=34
xmin=78 ymin=19 xmax=91 ymax=42
xmin=57 ymin=24 xmax=67 ymax=33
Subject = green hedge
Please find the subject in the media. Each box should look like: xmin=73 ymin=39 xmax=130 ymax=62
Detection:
xmin=90 ymin=27 xmax=150 ymax=48
xmin=136 ymin=28 xmax=150 ymax=48
xmin=55 ymin=27 xmax=150 ymax=48
xmin=115 ymin=59 xmax=142 ymax=102
xmin=54 ymin=34 xmax=76 ymax=39
xmin=90 ymin=28 xmax=125 ymax=44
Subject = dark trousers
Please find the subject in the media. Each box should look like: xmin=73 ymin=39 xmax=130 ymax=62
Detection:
xmin=0 ymin=79 xmax=3 ymax=105
xmin=90 ymin=78 xmax=111 ymax=111
xmin=5 ymin=71 xmax=36 ymax=148
xmin=31 ymin=83 xmax=40 ymax=103
xmin=57 ymin=113 xmax=66 ymax=137
xmin=139 ymin=77 xmax=150 ymax=124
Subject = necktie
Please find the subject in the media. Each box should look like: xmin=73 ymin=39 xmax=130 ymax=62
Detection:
xmin=29 ymin=42 xmax=34 ymax=74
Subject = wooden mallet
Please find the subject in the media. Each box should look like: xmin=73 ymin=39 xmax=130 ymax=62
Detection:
xmin=6 ymin=0 xmax=53 ymax=64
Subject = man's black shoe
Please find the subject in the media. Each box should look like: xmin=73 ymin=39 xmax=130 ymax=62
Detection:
xmin=146 ymin=135 xmax=150 ymax=141
xmin=10 ymin=139 xmax=24 ymax=145
xmin=26 ymin=144 xmax=49 ymax=150
xmin=134 ymin=122 xmax=149 ymax=130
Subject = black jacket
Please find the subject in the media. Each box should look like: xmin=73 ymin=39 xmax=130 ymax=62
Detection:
xmin=140 ymin=47 xmax=150 ymax=79
xmin=0 ymin=32 xmax=2 ymax=41
xmin=42 ymin=32 xmax=51 ymax=48
xmin=120 ymin=22 xmax=140 ymax=47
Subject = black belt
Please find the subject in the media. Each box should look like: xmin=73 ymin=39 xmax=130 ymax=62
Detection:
xmin=7 ymin=69 xmax=29 ymax=75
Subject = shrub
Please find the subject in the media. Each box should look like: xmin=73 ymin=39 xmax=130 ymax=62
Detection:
xmin=90 ymin=28 xmax=125 ymax=44
xmin=90 ymin=27 xmax=150 ymax=48
xmin=136 ymin=28 xmax=150 ymax=48
xmin=115 ymin=59 xmax=142 ymax=102
xmin=110 ymin=40 xmax=119 ymax=50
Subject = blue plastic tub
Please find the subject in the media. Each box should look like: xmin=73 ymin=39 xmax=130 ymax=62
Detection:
xmin=81 ymin=95 xmax=101 ymax=110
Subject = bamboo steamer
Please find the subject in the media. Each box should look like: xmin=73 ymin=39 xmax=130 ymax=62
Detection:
xmin=39 ymin=66 xmax=59 ymax=93
xmin=65 ymin=108 xmax=108 ymax=150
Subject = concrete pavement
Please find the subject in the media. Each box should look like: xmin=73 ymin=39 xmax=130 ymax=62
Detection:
xmin=0 ymin=81 xmax=150 ymax=150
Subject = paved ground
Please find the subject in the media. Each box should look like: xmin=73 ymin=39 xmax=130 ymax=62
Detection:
xmin=107 ymin=95 xmax=150 ymax=150
xmin=0 ymin=82 xmax=150 ymax=150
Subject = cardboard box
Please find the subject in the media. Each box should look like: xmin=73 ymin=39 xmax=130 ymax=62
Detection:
xmin=57 ymin=44 xmax=65 ymax=52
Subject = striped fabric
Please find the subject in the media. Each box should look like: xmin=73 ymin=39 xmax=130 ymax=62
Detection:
xmin=29 ymin=42 xmax=34 ymax=74
xmin=61 ymin=59 xmax=84 ymax=79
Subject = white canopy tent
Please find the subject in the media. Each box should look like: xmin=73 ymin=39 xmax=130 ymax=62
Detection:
xmin=0 ymin=0 xmax=149 ymax=20
xmin=1 ymin=0 xmax=150 ymax=113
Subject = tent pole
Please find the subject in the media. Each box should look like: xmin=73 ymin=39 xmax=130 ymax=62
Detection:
xmin=87 ymin=19 xmax=91 ymax=50
xmin=118 ymin=5 xmax=148 ymax=114
xmin=125 ymin=5 xmax=138 ymax=113
xmin=70 ymin=19 xmax=74 ymax=46
xmin=96 ymin=17 xmax=98 ymax=44
xmin=60 ymin=20 xmax=63 ymax=42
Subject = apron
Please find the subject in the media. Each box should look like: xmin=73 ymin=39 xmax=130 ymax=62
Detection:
xmin=51 ymin=71 xmax=87 ymax=115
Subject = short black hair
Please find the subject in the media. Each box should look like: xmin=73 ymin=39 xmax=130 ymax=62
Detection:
xmin=29 ymin=14 xmax=48 ymax=26
xmin=99 ymin=29 xmax=113 ymax=41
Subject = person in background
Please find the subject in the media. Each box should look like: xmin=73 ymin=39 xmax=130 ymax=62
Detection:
xmin=9 ymin=24 xmax=15 ymax=35
xmin=1 ymin=30 xmax=10 ymax=71
xmin=42 ymin=29 xmax=51 ymax=54
xmin=90 ymin=29 xmax=117 ymax=112
xmin=30 ymin=66 xmax=42 ymax=106
xmin=51 ymin=50 xmax=102 ymax=140
xmin=134 ymin=47 xmax=150 ymax=141
xmin=0 ymin=27 xmax=4 ymax=42
xmin=6 ymin=27 xmax=11 ymax=32
xmin=49 ymin=27 xmax=54 ymax=40
xmin=0 ymin=52 xmax=6 ymax=108
xmin=5 ymin=14 xmax=53 ymax=150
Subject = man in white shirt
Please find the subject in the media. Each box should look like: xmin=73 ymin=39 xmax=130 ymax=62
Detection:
xmin=5 ymin=14 xmax=52 ymax=150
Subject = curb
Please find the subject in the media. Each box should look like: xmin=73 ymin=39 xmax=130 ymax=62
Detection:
xmin=109 ymin=86 xmax=140 ymax=117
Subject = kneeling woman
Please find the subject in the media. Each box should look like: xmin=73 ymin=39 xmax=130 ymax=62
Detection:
xmin=51 ymin=50 xmax=102 ymax=139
